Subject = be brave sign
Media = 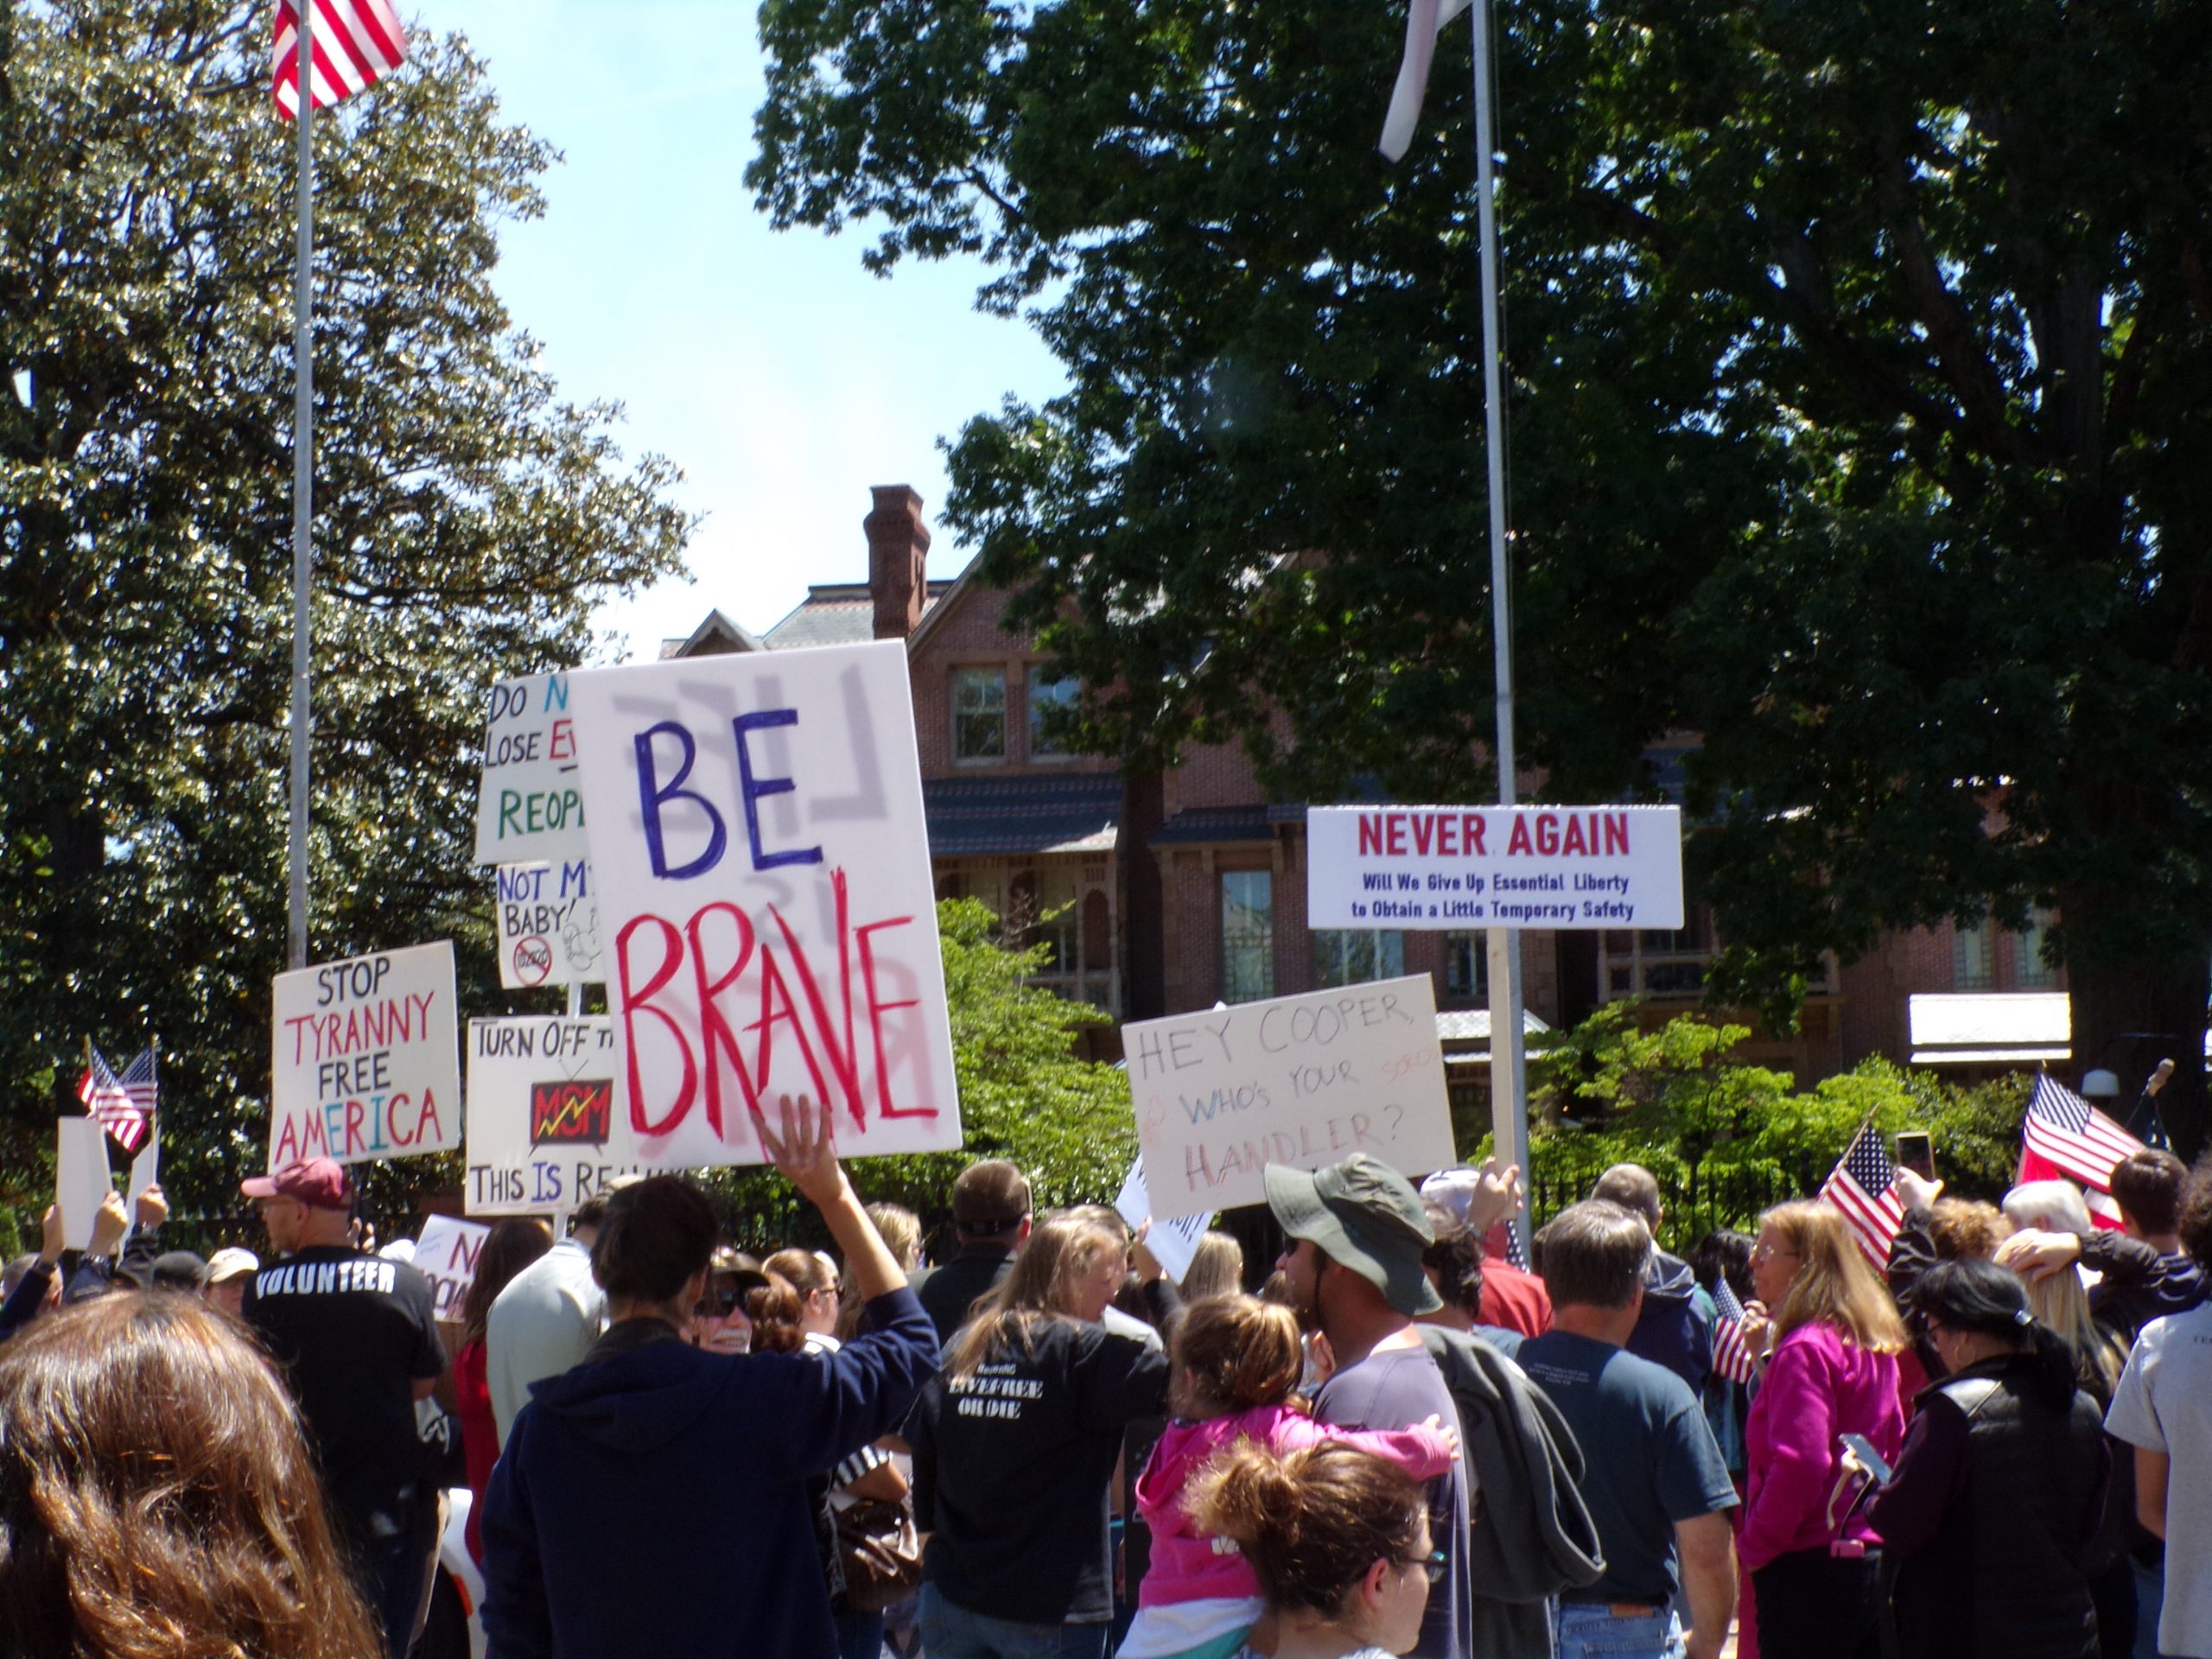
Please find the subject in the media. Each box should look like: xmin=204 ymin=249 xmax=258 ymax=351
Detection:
xmin=1307 ymin=804 xmax=1684 ymax=930
xmin=270 ymin=943 xmax=461 ymax=1168
xmin=567 ymin=641 xmax=962 ymax=1167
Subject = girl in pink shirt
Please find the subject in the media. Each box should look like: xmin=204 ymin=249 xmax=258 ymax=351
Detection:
xmin=1118 ymin=1294 xmax=1457 ymax=1659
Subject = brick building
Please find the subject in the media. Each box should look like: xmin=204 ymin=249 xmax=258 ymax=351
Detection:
xmin=671 ymin=486 xmax=2075 ymax=1087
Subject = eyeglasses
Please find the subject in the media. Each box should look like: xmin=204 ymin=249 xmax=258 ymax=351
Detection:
xmin=1751 ymin=1243 xmax=1800 ymax=1263
xmin=1397 ymin=1549 xmax=1449 ymax=1586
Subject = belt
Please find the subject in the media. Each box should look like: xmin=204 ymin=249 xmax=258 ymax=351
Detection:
xmin=1557 ymin=1593 xmax=1667 ymax=1610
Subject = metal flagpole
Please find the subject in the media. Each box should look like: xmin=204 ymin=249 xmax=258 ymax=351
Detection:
xmin=287 ymin=10 xmax=315 ymax=972
xmin=1470 ymin=0 xmax=1532 ymax=1255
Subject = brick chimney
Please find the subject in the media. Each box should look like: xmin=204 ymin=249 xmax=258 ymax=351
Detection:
xmin=865 ymin=485 xmax=931 ymax=641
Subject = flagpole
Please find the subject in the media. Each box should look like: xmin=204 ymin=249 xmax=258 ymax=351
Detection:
xmin=1470 ymin=0 xmax=1531 ymax=1254
xmin=287 ymin=9 xmax=315 ymax=972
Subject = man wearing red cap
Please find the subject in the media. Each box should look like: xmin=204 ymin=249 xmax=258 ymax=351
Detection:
xmin=241 ymin=1157 xmax=447 ymax=1658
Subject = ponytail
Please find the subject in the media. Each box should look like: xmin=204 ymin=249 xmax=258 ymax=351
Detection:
xmin=1184 ymin=1440 xmax=1426 ymax=1618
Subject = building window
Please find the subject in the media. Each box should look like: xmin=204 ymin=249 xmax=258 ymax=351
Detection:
xmin=1027 ymin=670 xmax=1079 ymax=758
xmin=951 ymin=667 xmax=1007 ymax=762
xmin=1954 ymin=915 xmax=1997 ymax=990
xmin=2018 ymin=908 xmax=2058 ymax=988
xmin=1220 ymin=870 xmax=1274 ymax=1003
xmin=1313 ymin=930 xmax=1405 ymax=988
xmin=1444 ymin=932 xmax=1490 ymax=1001
xmin=1601 ymin=908 xmax=1716 ymax=1000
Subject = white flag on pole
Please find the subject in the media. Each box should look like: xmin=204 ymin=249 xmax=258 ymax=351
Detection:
xmin=1380 ymin=0 xmax=1473 ymax=162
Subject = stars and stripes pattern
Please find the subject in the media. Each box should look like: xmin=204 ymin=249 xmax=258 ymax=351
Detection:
xmin=273 ymin=0 xmax=407 ymax=119
xmin=1820 ymin=1118 xmax=1906 ymax=1266
xmin=77 ymin=1046 xmax=153 ymax=1153
xmin=1710 ymin=1274 xmax=1759 ymax=1385
xmin=2019 ymin=1076 xmax=2144 ymax=1226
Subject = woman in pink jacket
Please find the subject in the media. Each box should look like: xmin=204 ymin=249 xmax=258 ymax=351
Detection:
xmin=1739 ymin=1200 xmax=1910 ymax=1659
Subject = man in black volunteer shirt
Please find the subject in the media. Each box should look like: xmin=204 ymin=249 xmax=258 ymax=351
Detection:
xmin=913 ymin=1158 xmax=1033 ymax=1343
xmin=241 ymin=1157 xmax=446 ymax=1659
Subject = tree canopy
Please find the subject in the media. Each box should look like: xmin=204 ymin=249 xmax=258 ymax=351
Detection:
xmin=0 ymin=0 xmax=690 ymax=1215
xmin=753 ymin=0 xmax=2212 ymax=1148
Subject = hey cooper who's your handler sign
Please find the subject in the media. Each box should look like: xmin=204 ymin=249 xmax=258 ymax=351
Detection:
xmin=1307 ymin=804 xmax=1684 ymax=930
xmin=465 ymin=1017 xmax=648 ymax=1215
xmin=270 ymin=942 xmax=461 ymax=1168
xmin=1122 ymin=975 xmax=1456 ymax=1218
xmin=566 ymin=640 xmax=962 ymax=1167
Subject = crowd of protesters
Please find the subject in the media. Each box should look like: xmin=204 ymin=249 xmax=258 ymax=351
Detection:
xmin=0 ymin=1102 xmax=2208 ymax=1659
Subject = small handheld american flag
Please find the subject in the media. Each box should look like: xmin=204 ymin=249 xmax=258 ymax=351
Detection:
xmin=77 ymin=1046 xmax=152 ymax=1153
xmin=1710 ymin=1275 xmax=1759 ymax=1385
xmin=1820 ymin=1118 xmax=1906 ymax=1267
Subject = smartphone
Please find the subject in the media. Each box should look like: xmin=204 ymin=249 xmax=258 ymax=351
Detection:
xmin=1893 ymin=1131 xmax=1935 ymax=1180
xmin=1840 ymin=1432 xmax=1894 ymax=1486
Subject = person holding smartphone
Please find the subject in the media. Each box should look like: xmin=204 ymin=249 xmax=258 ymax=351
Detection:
xmin=1861 ymin=1259 xmax=2108 ymax=1659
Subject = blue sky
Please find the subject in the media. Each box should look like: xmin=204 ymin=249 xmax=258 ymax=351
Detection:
xmin=431 ymin=1 xmax=1067 ymax=663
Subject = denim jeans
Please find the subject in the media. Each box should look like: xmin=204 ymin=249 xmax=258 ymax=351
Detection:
xmin=918 ymin=1585 xmax=1109 ymax=1659
xmin=1552 ymin=1601 xmax=1688 ymax=1659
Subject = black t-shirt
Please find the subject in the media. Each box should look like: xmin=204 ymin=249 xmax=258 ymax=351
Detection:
xmin=910 ymin=1317 xmax=1170 ymax=1624
xmin=242 ymin=1245 xmax=447 ymax=1536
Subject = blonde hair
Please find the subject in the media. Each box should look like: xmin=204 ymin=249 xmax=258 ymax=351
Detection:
xmin=944 ymin=1215 xmax=1123 ymax=1381
xmin=867 ymin=1202 xmax=924 ymax=1272
xmin=2001 ymin=1181 xmax=2122 ymax=1392
xmin=1172 ymin=1294 xmax=1302 ymax=1414
xmin=1763 ymin=1201 xmax=1909 ymax=1353
xmin=1179 ymin=1232 xmax=1245 ymax=1302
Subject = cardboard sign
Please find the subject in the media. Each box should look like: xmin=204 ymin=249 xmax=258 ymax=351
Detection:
xmin=127 ymin=1125 xmax=160 ymax=1212
xmin=1112 ymin=1156 xmax=1212 ymax=1285
xmin=1122 ymin=975 xmax=1456 ymax=1218
xmin=567 ymin=640 xmax=962 ymax=1167
xmin=465 ymin=1017 xmax=651 ymax=1215
xmin=414 ymin=1214 xmax=491 ymax=1321
xmin=495 ymin=861 xmax=605 ymax=988
xmin=270 ymin=943 xmax=461 ymax=1168
xmin=1306 ymin=804 xmax=1684 ymax=930
xmin=474 ymin=671 xmax=588 ymax=865
xmin=56 ymin=1117 xmax=111 ymax=1251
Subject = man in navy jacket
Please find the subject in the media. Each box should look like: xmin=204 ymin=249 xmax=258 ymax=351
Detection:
xmin=483 ymin=1097 xmax=938 ymax=1659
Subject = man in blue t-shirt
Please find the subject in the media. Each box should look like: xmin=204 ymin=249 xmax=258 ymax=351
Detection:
xmin=1519 ymin=1201 xmax=1738 ymax=1659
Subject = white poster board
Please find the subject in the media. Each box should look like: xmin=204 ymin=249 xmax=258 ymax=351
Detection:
xmin=55 ymin=1117 xmax=111 ymax=1250
xmin=1122 ymin=975 xmax=1455 ymax=1219
xmin=1112 ymin=1156 xmax=1211 ymax=1285
xmin=126 ymin=1126 xmax=160 ymax=1211
xmin=414 ymin=1214 xmax=491 ymax=1321
xmin=474 ymin=671 xmax=588 ymax=866
xmin=1306 ymin=804 xmax=1684 ymax=930
xmin=270 ymin=942 xmax=461 ymax=1168
xmin=567 ymin=640 xmax=962 ymax=1167
xmin=495 ymin=861 xmax=605 ymax=988
xmin=465 ymin=1017 xmax=652 ymax=1214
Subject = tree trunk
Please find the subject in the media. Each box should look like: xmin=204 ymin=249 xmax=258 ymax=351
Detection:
xmin=2069 ymin=950 xmax=2209 ymax=1163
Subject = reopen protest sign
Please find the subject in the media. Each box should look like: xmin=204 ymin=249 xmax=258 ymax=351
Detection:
xmin=1122 ymin=975 xmax=1455 ymax=1218
xmin=465 ymin=1016 xmax=650 ymax=1215
xmin=1306 ymin=804 xmax=1683 ymax=931
xmin=270 ymin=943 xmax=461 ymax=1169
xmin=567 ymin=639 xmax=962 ymax=1167
xmin=495 ymin=861 xmax=604 ymax=988
xmin=414 ymin=1214 xmax=490 ymax=1321
xmin=474 ymin=671 xmax=588 ymax=866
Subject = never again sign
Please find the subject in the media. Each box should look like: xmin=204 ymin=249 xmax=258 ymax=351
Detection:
xmin=270 ymin=943 xmax=461 ymax=1168
xmin=567 ymin=640 xmax=962 ymax=1167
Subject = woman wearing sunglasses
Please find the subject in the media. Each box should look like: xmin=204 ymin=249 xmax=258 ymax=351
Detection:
xmin=1182 ymin=1440 xmax=1440 ymax=1659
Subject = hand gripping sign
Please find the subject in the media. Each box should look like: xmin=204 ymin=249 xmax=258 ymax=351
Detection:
xmin=566 ymin=640 xmax=963 ymax=1168
xmin=270 ymin=942 xmax=461 ymax=1169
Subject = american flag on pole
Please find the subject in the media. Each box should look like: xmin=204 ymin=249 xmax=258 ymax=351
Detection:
xmin=2018 ymin=1073 xmax=2143 ymax=1230
xmin=1820 ymin=1118 xmax=1906 ymax=1266
xmin=1380 ymin=0 xmax=1472 ymax=161
xmin=272 ymin=0 xmax=408 ymax=119
xmin=1710 ymin=1274 xmax=1758 ymax=1386
xmin=77 ymin=1046 xmax=151 ymax=1153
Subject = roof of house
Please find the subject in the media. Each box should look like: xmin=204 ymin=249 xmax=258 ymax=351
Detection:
xmin=924 ymin=772 xmax=1122 ymax=856
xmin=760 ymin=580 xmax=957 ymax=652
xmin=658 ymin=608 xmax=766 ymax=659
xmin=1150 ymin=805 xmax=1274 ymax=846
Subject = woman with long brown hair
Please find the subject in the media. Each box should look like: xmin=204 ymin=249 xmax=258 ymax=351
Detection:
xmin=0 ymin=1291 xmax=385 ymax=1659
xmin=1737 ymin=1200 xmax=1910 ymax=1659
xmin=911 ymin=1212 xmax=1174 ymax=1659
xmin=454 ymin=1217 xmax=553 ymax=1565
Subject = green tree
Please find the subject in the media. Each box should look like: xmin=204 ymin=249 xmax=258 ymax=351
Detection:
xmin=706 ymin=898 xmax=1135 ymax=1249
xmin=0 ymin=0 xmax=690 ymax=1217
xmin=750 ymin=0 xmax=2212 ymax=1154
